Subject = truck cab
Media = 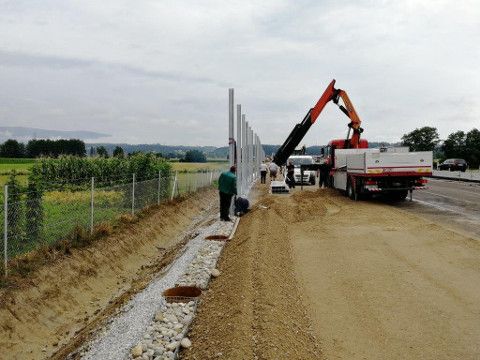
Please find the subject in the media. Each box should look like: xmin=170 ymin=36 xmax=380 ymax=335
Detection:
xmin=287 ymin=155 xmax=316 ymax=185
xmin=323 ymin=138 xmax=369 ymax=167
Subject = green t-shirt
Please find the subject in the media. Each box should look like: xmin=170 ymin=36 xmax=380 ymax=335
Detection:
xmin=218 ymin=170 xmax=237 ymax=195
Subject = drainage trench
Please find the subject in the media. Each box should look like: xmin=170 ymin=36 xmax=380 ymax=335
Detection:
xmin=77 ymin=218 xmax=238 ymax=360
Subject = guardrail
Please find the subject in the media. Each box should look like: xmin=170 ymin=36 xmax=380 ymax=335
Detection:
xmin=430 ymin=170 xmax=480 ymax=183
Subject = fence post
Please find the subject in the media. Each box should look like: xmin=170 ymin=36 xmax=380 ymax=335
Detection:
xmin=171 ymin=171 xmax=178 ymax=200
xmin=210 ymin=171 xmax=213 ymax=185
xmin=157 ymin=170 xmax=161 ymax=205
xmin=3 ymin=185 xmax=8 ymax=277
xmin=90 ymin=177 xmax=94 ymax=235
xmin=132 ymin=173 xmax=136 ymax=215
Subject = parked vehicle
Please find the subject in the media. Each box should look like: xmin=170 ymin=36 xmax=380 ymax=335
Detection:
xmin=287 ymin=155 xmax=316 ymax=184
xmin=438 ymin=158 xmax=467 ymax=172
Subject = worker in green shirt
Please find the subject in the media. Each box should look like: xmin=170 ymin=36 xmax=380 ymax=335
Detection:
xmin=218 ymin=166 xmax=237 ymax=221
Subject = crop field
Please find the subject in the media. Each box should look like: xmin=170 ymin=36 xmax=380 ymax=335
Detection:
xmin=171 ymin=161 xmax=227 ymax=172
xmin=0 ymin=158 xmax=35 ymax=173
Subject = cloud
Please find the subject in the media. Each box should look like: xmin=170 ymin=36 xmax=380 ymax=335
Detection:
xmin=0 ymin=0 xmax=479 ymax=146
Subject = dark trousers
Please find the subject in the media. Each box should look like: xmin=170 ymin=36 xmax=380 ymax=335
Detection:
xmin=260 ymin=171 xmax=267 ymax=184
xmin=319 ymin=169 xmax=328 ymax=187
xmin=219 ymin=191 xmax=233 ymax=220
xmin=286 ymin=172 xmax=295 ymax=188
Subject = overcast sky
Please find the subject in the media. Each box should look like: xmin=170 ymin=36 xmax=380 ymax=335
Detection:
xmin=0 ymin=0 xmax=479 ymax=146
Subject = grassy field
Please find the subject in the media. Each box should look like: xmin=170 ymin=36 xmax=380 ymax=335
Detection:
xmin=0 ymin=158 xmax=35 ymax=174
xmin=171 ymin=161 xmax=228 ymax=172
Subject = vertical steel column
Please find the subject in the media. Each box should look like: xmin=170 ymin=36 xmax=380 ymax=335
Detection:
xmin=171 ymin=171 xmax=178 ymax=200
xmin=3 ymin=185 xmax=8 ymax=277
xmin=90 ymin=177 xmax=94 ymax=235
xmin=131 ymin=173 xmax=136 ymax=215
xmin=241 ymin=115 xmax=247 ymax=195
xmin=228 ymin=89 xmax=235 ymax=167
xmin=236 ymin=104 xmax=242 ymax=196
xmin=157 ymin=170 xmax=161 ymax=205
xmin=243 ymin=118 xmax=248 ymax=192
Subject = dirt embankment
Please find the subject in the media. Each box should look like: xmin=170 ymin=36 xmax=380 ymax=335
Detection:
xmin=183 ymin=186 xmax=480 ymax=360
xmin=0 ymin=189 xmax=218 ymax=360
xmin=182 ymin=187 xmax=322 ymax=360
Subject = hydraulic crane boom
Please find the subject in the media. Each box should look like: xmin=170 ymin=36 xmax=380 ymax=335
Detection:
xmin=273 ymin=79 xmax=363 ymax=165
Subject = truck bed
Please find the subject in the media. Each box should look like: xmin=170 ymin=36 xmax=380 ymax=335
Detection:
xmin=336 ymin=149 xmax=433 ymax=176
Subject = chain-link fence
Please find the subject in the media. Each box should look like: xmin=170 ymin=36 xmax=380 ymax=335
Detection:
xmin=0 ymin=170 xmax=221 ymax=276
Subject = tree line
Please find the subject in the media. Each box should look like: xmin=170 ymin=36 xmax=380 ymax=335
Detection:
xmin=401 ymin=127 xmax=480 ymax=168
xmin=0 ymin=139 xmax=86 ymax=158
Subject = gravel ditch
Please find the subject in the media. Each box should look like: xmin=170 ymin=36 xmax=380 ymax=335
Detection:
xmin=78 ymin=218 xmax=235 ymax=360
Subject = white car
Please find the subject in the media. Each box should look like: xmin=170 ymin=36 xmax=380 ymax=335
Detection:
xmin=287 ymin=155 xmax=316 ymax=185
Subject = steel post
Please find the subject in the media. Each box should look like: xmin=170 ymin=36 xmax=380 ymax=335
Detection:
xmin=157 ymin=170 xmax=161 ymax=205
xmin=132 ymin=173 xmax=136 ymax=215
xmin=90 ymin=177 xmax=94 ymax=235
xmin=3 ymin=185 xmax=8 ymax=277
xmin=229 ymin=88 xmax=235 ymax=167
xmin=236 ymin=104 xmax=242 ymax=196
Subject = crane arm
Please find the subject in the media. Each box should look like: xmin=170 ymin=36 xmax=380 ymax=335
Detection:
xmin=273 ymin=79 xmax=363 ymax=165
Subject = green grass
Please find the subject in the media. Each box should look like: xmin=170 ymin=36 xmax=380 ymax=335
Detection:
xmin=171 ymin=161 xmax=227 ymax=173
xmin=0 ymin=158 xmax=35 ymax=173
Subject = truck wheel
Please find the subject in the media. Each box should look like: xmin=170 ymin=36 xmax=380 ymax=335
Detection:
xmin=347 ymin=181 xmax=356 ymax=200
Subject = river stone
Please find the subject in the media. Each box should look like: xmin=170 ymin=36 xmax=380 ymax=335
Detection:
xmin=181 ymin=337 xmax=192 ymax=348
xmin=154 ymin=311 xmax=164 ymax=322
xmin=131 ymin=344 xmax=143 ymax=357
xmin=211 ymin=269 xmax=221 ymax=277
xmin=167 ymin=341 xmax=179 ymax=351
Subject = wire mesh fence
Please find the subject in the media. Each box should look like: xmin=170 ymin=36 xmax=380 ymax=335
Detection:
xmin=0 ymin=169 xmax=222 ymax=276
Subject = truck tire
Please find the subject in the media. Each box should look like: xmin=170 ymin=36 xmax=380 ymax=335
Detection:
xmin=346 ymin=181 xmax=357 ymax=201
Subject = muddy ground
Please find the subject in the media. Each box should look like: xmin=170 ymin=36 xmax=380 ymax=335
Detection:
xmin=183 ymin=185 xmax=480 ymax=360
xmin=0 ymin=189 xmax=218 ymax=360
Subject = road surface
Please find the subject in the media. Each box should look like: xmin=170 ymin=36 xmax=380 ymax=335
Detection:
xmin=398 ymin=178 xmax=480 ymax=238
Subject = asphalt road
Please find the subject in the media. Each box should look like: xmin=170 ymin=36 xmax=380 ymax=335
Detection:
xmin=396 ymin=178 xmax=480 ymax=238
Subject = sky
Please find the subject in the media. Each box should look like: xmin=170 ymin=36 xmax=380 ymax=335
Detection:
xmin=0 ymin=0 xmax=479 ymax=146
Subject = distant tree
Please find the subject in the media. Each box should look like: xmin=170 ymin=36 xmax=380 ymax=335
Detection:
xmin=443 ymin=131 xmax=467 ymax=159
xmin=26 ymin=139 xmax=86 ymax=157
xmin=466 ymin=128 xmax=480 ymax=168
xmin=401 ymin=127 xmax=439 ymax=151
xmin=182 ymin=150 xmax=207 ymax=163
xmin=0 ymin=139 xmax=25 ymax=158
xmin=96 ymin=146 xmax=109 ymax=158
xmin=89 ymin=146 xmax=95 ymax=157
xmin=113 ymin=146 xmax=124 ymax=158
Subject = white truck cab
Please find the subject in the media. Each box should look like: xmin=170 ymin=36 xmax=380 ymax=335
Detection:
xmin=287 ymin=155 xmax=316 ymax=185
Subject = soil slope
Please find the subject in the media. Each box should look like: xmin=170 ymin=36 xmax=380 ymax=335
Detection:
xmin=0 ymin=189 xmax=217 ymax=360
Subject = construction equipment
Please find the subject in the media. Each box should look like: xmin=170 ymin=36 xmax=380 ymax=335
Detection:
xmin=273 ymin=79 xmax=363 ymax=166
xmin=272 ymin=79 xmax=432 ymax=200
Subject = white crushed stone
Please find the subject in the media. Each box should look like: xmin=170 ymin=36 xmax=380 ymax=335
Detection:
xmin=176 ymin=241 xmax=224 ymax=289
xmin=78 ymin=218 xmax=235 ymax=360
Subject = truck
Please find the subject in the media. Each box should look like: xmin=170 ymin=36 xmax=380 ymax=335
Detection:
xmin=287 ymin=155 xmax=316 ymax=185
xmin=329 ymin=146 xmax=432 ymax=200
xmin=273 ymin=79 xmax=432 ymax=200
